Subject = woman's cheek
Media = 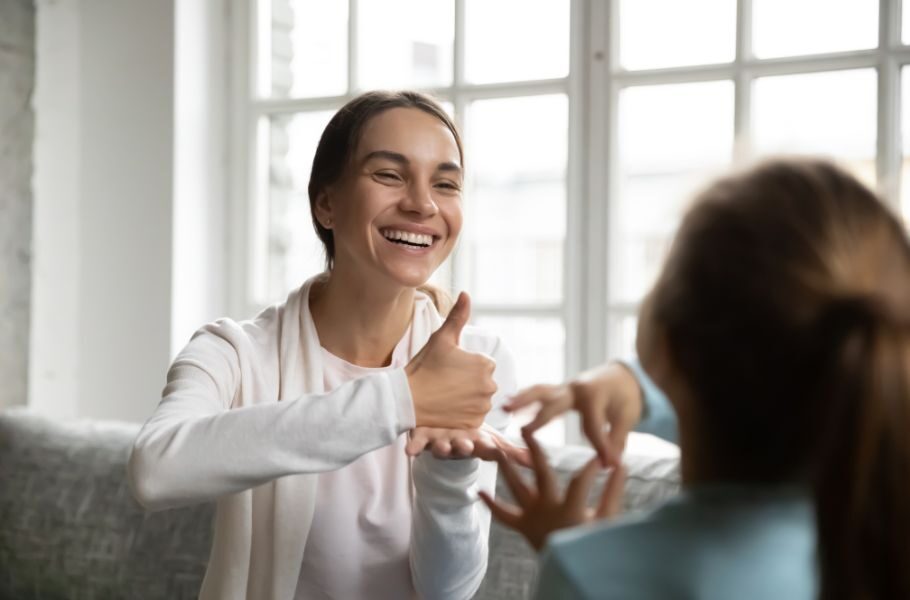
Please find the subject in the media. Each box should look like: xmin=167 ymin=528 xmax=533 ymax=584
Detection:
xmin=443 ymin=200 xmax=464 ymax=242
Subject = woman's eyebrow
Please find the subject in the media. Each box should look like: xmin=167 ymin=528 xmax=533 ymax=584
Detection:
xmin=362 ymin=150 xmax=462 ymax=175
xmin=437 ymin=161 xmax=463 ymax=175
xmin=362 ymin=150 xmax=408 ymax=165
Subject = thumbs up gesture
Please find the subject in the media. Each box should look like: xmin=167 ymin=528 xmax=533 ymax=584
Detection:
xmin=405 ymin=292 xmax=497 ymax=430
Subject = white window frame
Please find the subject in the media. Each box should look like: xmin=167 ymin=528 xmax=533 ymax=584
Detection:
xmin=225 ymin=0 xmax=909 ymax=445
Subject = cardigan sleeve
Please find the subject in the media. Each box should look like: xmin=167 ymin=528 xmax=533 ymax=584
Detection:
xmin=408 ymin=330 xmax=515 ymax=600
xmin=127 ymin=326 xmax=416 ymax=511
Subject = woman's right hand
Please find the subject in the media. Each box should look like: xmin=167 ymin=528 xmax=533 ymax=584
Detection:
xmin=406 ymin=292 xmax=497 ymax=430
xmin=504 ymin=363 xmax=644 ymax=467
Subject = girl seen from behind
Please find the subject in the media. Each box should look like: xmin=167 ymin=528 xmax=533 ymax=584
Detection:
xmin=486 ymin=158 xmax=910 ymax=599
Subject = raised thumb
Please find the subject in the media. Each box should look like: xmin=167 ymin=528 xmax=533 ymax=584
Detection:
xmin=435 ymin=291 xmax=470 ymax=345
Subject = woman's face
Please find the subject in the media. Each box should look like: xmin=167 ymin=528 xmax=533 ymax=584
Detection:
xmin=318 ymin=107 xmax=463 ymax=288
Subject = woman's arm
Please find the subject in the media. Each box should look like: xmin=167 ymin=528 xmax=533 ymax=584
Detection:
xmin=408 ymin=331 xmax=515 ymax=600
xmin=127 ymin=326 xmax=415 ymax=511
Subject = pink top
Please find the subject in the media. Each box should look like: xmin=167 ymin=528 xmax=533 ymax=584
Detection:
xmin=295 ymin=331 xmax=417 ymax=600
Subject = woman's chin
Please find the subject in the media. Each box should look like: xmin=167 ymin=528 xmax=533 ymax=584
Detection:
xmin=382 ymin=265 xmax=435 ymax=289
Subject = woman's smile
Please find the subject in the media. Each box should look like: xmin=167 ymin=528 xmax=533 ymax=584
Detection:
xmin=378 ymin=225 xmax=441 ymax=255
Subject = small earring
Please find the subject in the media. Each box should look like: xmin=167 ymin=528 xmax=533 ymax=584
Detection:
xmin=324 ymin=218 xmax=332 ymax=228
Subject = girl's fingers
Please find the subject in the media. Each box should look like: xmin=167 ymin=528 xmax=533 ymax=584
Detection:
xmin=564 ymin=457 xmax=603 ymax=514
xmin=579 ymin=404 xmax=614 ymax=467
xmin=521 ymin=403 xmax=563 ymax=435
xmin=471 ymin=439 xmax=504 ymax=462
xmin=493 ymin=451 xmax=535 ymax=507
xmin=504 ymin=385 xmax=551 ymax=412
xmin=596 ymin=465 xmax=627 ymax=519
xmin=478 ymin=491 xmax=523 ymax=529
xmin=607 ymin=419 xmax=633 ymax=460
xmin=521 ymin=428 xmax=556 ymax=500
xmin=502 ymin=443 xmax=533 ymax=468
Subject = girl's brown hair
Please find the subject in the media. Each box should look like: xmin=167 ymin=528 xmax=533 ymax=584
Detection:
xmin=647 ymin=158 xmax=910 ymax=599
xmin=306 ymin=90 xmax=461 ymax=313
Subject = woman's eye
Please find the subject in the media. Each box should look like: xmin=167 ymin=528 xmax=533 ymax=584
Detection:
xmin=376 ymin=171 xmax=402 ymax=182
xmin=435 ymin=181 xmax=461 ymax=192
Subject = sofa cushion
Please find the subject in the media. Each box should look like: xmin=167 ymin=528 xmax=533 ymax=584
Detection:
xmin=0 ymin=410 xmax=213 ymax=600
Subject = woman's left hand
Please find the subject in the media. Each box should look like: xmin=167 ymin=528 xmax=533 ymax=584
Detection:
xmin=406 ymin=423 xmax=533 ymax=467
xmin=478 ymin=429 xmax=626 ymax=551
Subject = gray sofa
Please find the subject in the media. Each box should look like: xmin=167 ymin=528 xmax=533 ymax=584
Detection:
xmin=0 ymin=410 xmax=680 ymax=599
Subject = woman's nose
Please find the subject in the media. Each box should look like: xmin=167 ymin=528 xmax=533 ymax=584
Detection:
xmin=401 ymin=182 xmax=439 ymax=217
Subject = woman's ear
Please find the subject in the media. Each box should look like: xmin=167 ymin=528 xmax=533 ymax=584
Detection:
xmin=313 ymin=189 xmax=334 ymax=229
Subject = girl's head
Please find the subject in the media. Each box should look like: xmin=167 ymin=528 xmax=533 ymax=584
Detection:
xmin=638 ymin=158 xmax=910 ymax=598
xmin=308 ymin=91 xmax=464 ymax=291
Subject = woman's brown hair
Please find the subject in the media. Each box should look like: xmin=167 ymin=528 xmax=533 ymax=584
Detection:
xmin=646 ymin=158 xmax=910 ymax=599
xmin=306 ymin=90 xmax=461 ymax=313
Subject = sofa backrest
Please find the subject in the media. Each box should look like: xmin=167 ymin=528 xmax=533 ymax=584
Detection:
xmin=0 ymin=410 xmax=679 ymax=599
xmin=0 ymin=411 xmax=212 ymax=599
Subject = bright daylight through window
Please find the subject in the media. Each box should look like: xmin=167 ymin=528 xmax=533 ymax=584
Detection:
xmin=233 ymin=0 xmax=910 ymax=445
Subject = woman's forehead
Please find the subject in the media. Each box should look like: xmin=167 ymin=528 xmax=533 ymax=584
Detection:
xmin=356 ymin=107 xmax=461 ymax=165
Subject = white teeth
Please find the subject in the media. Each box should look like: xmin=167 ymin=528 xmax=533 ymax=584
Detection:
xmin=382 ymin=229 xmax=433 ymax=247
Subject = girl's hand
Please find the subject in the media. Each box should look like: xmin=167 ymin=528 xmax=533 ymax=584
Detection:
xmin=478 ymin=429 xmax=626 ymax=551
xmin=504 ymin=363 xmax=643 ymax=468
xmin=406 ymin=292 xmax=498 ymax=430
xmin=406 ymin=423 xmax=533 ymax=467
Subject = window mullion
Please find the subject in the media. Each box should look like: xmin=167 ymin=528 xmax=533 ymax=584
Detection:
xmin=348 ymin=0 xmax=359 ymax=93
xmin=565 ymin=0 xmax=588 ymax=383
xmin=878 ymin=0 xmax=902 ymax=208
xmin=454 ymin=0 xmax=466 ymax=87
xmin=734 ymin=0 xmax=753 ymax=164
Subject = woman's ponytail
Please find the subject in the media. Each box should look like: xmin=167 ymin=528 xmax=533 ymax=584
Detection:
xmin=812 ymin=298 xmax=910 ymax=600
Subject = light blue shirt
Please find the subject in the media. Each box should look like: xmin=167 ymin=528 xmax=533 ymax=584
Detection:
xmin=622 ymin=358 xmax=678 ymax=444
xmin=536 ymin=486 xmax=817 ymax=600
xmin=533 ymin=361 xmax=818 ymax=599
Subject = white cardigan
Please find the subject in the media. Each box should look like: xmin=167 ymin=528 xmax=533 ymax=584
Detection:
xmin=127 ymin=278 xmax=515 ymax=600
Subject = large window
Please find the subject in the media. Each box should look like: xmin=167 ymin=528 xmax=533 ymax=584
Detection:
xmin=230 ymin=0 xmax=910 ymax=445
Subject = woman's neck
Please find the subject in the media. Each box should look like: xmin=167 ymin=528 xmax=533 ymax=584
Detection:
xmin=308 ymin=268 xmax=416 ymax=368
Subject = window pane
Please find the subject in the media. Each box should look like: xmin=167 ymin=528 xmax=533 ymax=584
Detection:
xmin=261 ymin=0 xmax=348 ymax=98
xmin=753 ymin=0 xmax=878 ymax=59
xmin=607 ymin=312 xmax=639 ymax=359
xmin=612 ymin=81 xmax=734 ymax=305
xmin=905 ymin=2 xmax=910 ymax=45
xmin=357 ymin=0 xmax=454 ymax=90
xmin=262 ymin=111 xmax=336 ymax=303
xmin=619 ymin=0 xmax=735 ymax=70
xmin=474 ymin=315 xmax=565 ymax=445
xmin=903 ymin=66 xmax=910 ymax=227
xmin=464 ymin=0 xmax=568 ymax=84
xmin=463 ymin=95 xmax=567 ymax=305
xmin=753 ymin=69 xmax=877 ymax=187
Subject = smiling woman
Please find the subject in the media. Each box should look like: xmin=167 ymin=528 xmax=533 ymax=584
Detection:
xmin=127 ymin=90 xmax=531 ymax=600
xmin=310 ymin=102 xmax=463 ymax=292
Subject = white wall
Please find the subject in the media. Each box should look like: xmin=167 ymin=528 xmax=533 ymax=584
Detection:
xmin=0 ymin=0 xmax=35 ymax=411
xmin=31 ymin=0 xmax=177 ymax=422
